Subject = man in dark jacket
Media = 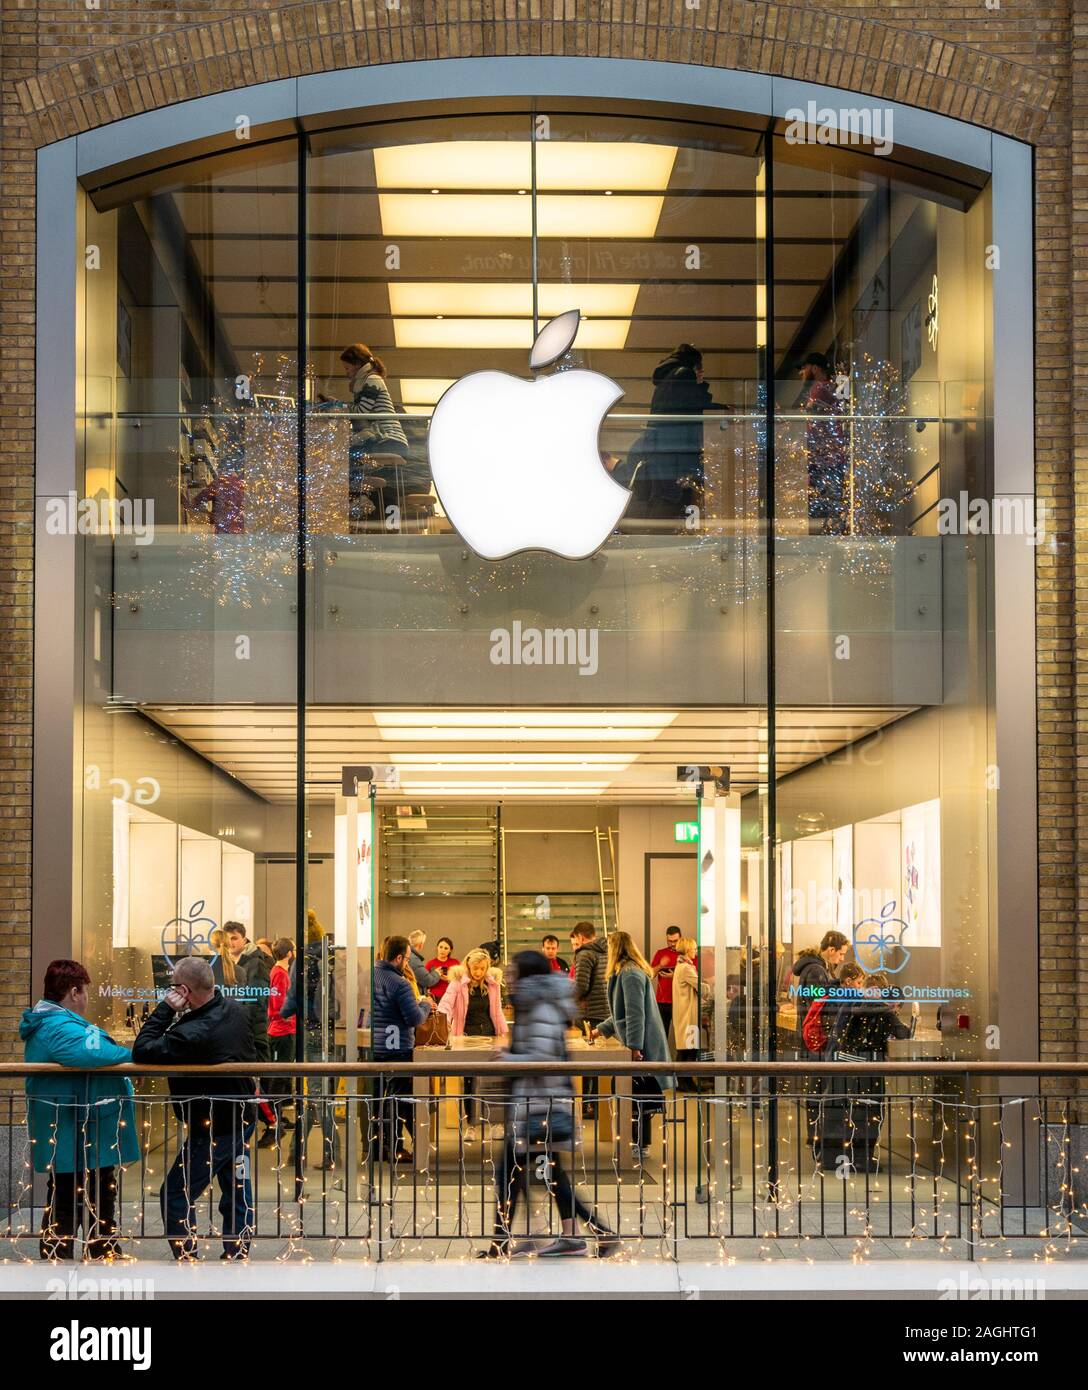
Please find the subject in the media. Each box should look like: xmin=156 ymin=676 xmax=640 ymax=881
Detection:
xmin=630 ymin=344 xmax=724 ymax=519
xmin=370 ymin=935 xmax=434 ymax=1163
xmin=225 ymin=921 xmax=271 ymax=1060
xmin=569 ymin=922 xmax=609 ymax=1111
xmin=132 ymin=956 xmax=257 ymax=1261
xmin=570 ymin=923 xmax=609 ymax=1028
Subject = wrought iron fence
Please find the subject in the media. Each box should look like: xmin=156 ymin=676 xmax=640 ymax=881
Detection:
xmin=2 ymin=1063 xmax=1086 ymax=1263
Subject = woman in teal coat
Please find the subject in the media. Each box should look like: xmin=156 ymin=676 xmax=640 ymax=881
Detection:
xmin=592 ymin=931 xmax=675 ymax=1161
xmin=20 ymin=959 xmax=139 ymax=1260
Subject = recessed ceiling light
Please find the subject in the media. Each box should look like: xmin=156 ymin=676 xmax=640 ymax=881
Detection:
xmin=388 ymin=282 xmax=638 ymax=319
xmin=393 ymin=317 xmax=629 ymax=351
xmin=374 ymin=142 xmax=678 ymax=192
xmin=379 ymin=192 xmax=667 ymax=239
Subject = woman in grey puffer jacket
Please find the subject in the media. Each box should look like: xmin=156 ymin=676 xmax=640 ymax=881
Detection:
xmin=481 ymin=952 xmax=618 ymax=1260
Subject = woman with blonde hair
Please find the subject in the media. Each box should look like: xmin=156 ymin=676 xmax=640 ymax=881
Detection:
xmin=440 ymin=947 xmax=508 ymax=1138
xmin=209 ymin=927 xmax=242 ymax=988
xmin=672 ymin=937 xmax=700 ymax=1091
xmin=592 ymin=931 xmax=675 ymax=1161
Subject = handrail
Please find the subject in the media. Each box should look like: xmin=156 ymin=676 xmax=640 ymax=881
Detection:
xmin=2 ymin=1061 xmax=1086 ymax=1078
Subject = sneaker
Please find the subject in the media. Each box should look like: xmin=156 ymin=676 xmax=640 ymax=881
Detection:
xmin=256 ymin=1129 xmax=279 ymax=1149
xmin=476 ymin=1241 xmax=509 ymax=1260
xmin=220 ymin=1247 xmax=250 ymax=1262
xmin=594 ymin=1230 xmax=621 ymax=1258
xmin=536 ymin=1237 xmax=587 ymax=1258
xmin=462 ymin=1125 xmax=478 ymax=1144
xmin=630 ymin=1145 xmax=648 ymax=1166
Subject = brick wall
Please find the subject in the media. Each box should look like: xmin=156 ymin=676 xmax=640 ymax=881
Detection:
xmin=0 ymin=0 xmax=1077 ymax=1061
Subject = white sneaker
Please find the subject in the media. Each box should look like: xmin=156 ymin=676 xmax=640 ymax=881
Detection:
xmin=463 ymin=1125 xmax=478 ymax=1144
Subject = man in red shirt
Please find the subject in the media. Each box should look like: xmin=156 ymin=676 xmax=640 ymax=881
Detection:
xmin=650 ymin=925 xmax=684 ymax=1046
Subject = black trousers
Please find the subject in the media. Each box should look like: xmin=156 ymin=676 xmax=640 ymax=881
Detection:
xmin=369 ymin=1052 xmax=415 ymax=1160
xmin=657 ymin=1002 xmax=673 ymax=1042
xmin=267 ymin=1033 xmax=295 ymax=1099
xmin=41 ymin=1166 xmax=119 ymax=1260
xmin=494 ymin=1143 xmax=601 ymax=1241
xmin=632 ymin=1075 xmax=665 ymax=1149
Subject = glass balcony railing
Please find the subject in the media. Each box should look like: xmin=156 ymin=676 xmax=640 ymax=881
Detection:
xmin=75 ymin=382 xmax=986 ymax=708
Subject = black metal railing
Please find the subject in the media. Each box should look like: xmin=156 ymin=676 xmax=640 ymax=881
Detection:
xmin=2 ymin=1062 xmax=1086 ymax=1263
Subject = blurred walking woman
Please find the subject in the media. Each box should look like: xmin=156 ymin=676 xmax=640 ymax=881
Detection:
xmin=340 ymin=344 xmax=408 ymax=528
xmin=481 ymin=952 xmax=617 ymax=1259
xmin=592 ymin=932 xmax=675 ymax=1162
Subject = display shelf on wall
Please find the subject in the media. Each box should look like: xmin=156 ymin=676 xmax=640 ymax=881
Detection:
xmin=381 ymin=806 xmax=497 ymax=898
xmin=502 ymin=891 xmax=603 ymax=957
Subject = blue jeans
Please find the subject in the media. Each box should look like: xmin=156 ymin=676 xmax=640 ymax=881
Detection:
xmin=161 ymin=1119 xmax=255 ymax=1258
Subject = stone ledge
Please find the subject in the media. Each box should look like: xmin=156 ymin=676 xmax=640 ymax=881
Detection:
xmin=1 ymin=1259 xmax=1084 ymax=1301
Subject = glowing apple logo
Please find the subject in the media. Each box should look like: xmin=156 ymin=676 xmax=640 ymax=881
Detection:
xmin=427 ymin=309 xmax=631 ymax=560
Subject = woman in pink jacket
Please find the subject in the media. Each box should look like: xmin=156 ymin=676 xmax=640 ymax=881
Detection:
xmin=439 ymin=948 xmax=508 ymax=1138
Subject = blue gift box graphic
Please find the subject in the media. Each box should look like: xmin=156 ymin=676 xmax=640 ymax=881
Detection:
xmin=852 ymin=901 xmax=911 ymax=975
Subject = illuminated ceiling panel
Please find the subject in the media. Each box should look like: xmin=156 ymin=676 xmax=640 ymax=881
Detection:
xmin=378 ymin=193 xmax=667 ymax=239
xmin=392 ymin=316 xmax=630 ymax=350
xmin=373 ymin=141 xmax=678 ymax=192
xmin=387 ymin=283 xmax=640 ymax=318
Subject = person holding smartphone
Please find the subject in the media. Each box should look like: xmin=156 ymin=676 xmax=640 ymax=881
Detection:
xmin=650 ymin=925 xmax=683 ymax=1050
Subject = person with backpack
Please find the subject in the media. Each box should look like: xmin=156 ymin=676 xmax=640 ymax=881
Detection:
xmin=479 ymin=951 xmax=618 ymax=1259
xmin=801 ymin=961 xmax=865 ymax=1057
xmin=789 ymin=931 xmax=850 ymax=1053
xmin=816 ymin=972 xmax=917 ymax=1174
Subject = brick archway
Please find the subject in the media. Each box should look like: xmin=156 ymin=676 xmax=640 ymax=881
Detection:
xmin=16 ymin=0 xmax=1057 ymax=148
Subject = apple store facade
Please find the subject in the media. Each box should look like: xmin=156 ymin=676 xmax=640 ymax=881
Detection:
xmin=35 ymin=58 xmax=1038 ymax=1075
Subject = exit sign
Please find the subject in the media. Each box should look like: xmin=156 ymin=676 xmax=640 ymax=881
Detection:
xmin=674 ymin=821 xmax=699 ymax=843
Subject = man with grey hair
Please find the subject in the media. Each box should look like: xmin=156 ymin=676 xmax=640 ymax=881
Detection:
xmin=407 ymin=930 xmax=440 ymax=994
xmin=133 ymin=954 xmax=257 ymax=1260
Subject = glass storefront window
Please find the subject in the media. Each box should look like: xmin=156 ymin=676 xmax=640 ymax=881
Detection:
xmin=70 ymin=96 xmax=996 ymax=1092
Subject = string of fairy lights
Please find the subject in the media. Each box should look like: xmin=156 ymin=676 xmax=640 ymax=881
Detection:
xmin=7 ymin=1087 xmax=1088 ymax=1264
